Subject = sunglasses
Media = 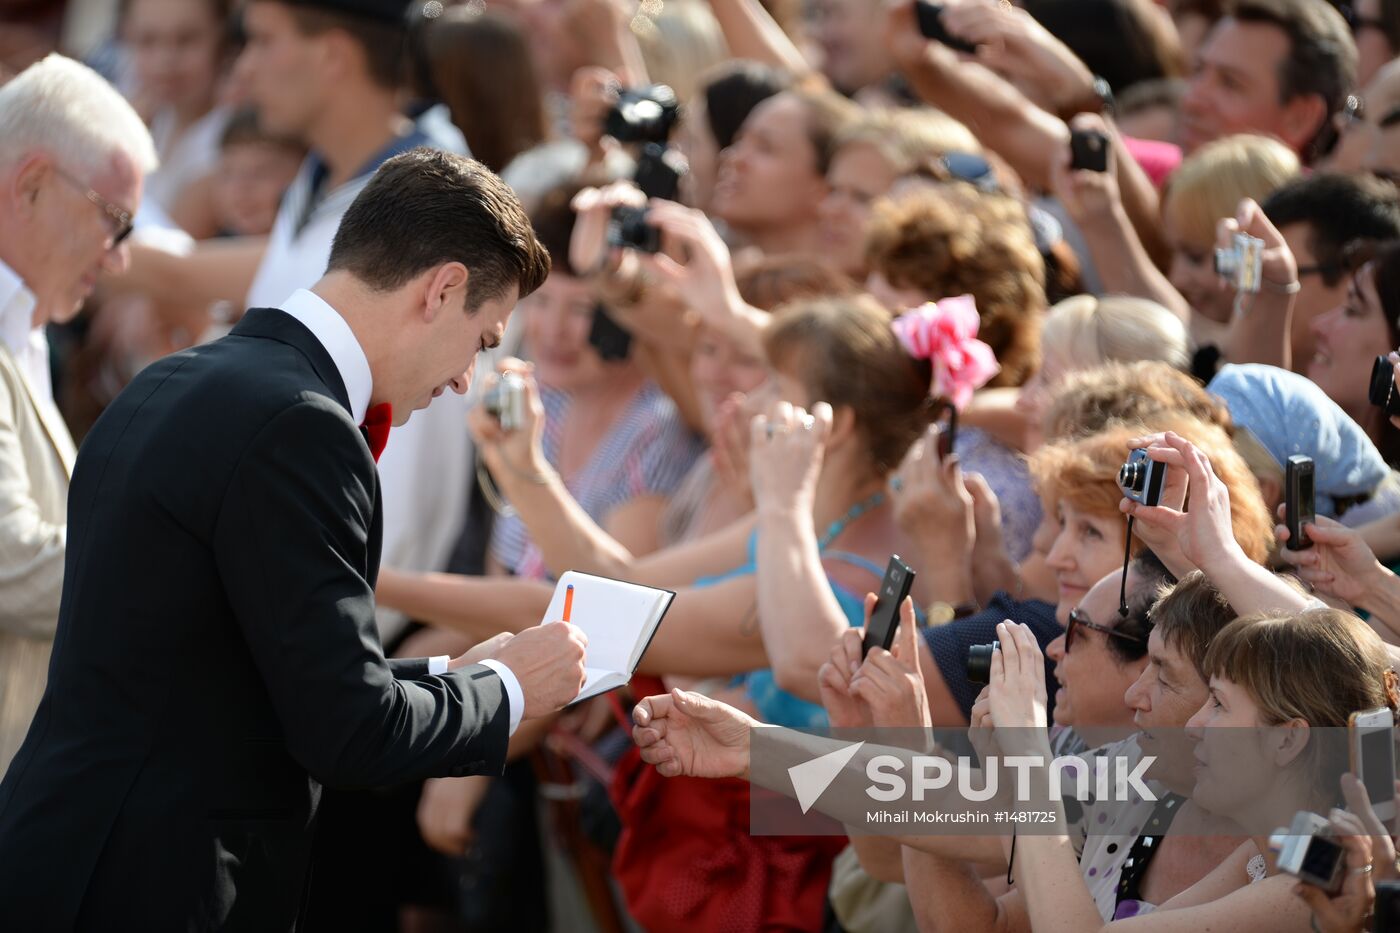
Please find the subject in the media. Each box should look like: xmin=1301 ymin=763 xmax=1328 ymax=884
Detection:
xmin=54 ymin=167 xmax=134 ymax=247
xmin=1066 ymin=607 xmax=1147 ymax=653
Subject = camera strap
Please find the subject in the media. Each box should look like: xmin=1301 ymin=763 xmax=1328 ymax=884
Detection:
xmin=1118 ymin=515 xmax=1136 ymax=618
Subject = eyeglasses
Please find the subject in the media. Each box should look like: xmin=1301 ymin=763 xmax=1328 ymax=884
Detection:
xmin=53 ymin=167 xmax=134 ymax=247
xmin=1066 ymin=607 xmax=1147 ymax=653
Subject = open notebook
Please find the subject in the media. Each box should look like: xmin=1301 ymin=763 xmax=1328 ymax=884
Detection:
xmin=541 ymin=571 xmax=676 ymax=703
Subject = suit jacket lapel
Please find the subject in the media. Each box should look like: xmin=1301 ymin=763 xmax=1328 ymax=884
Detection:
xmin=0 ymin=344 xmax=76 ymax=479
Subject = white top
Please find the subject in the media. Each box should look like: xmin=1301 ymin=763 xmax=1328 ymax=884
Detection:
xmin=245 ymin=125 xmax=472 ymax=645
xmin=277 ymin=288 xmax=522 ymax=736
xmin=0 ymin=259 xmax=49 ymax=405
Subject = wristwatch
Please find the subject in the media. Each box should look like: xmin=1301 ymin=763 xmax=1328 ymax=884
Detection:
xmin=925 ymin=601 xmax=978 ymax=626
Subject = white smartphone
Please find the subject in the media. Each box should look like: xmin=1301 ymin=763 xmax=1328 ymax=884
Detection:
xmin=1350 ymin=707 xmax=1397 ymax=822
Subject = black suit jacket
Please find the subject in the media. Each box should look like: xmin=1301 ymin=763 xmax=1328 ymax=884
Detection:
xmin=0 ymin=308 xmax=510 ymax=931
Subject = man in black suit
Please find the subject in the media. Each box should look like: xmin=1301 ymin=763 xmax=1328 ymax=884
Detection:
xmin=0 ymin=148 xmax=588 ymax=930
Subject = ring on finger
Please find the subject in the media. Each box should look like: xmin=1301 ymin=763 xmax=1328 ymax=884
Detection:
xmin=1352 ymin=864 xmax=1375 ymax=875
xmin=799 ymin=414 xmax=816 ymax=431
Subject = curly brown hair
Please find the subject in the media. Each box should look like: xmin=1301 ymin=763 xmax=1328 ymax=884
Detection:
xmin=863 ymin=186 xmax=1045 ymax=387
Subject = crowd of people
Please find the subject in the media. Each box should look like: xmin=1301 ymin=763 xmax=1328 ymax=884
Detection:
xmin=9 ymin=0 xmax=1400 ymax=929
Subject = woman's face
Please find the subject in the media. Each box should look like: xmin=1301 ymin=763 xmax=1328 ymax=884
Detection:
xmin=125 ymin=0 xmax=225 ymax=113
xmin=1165 ymin=214 xmax=1236 ymax=325
xmin=818 ymin=142 xmax=899 ymax=277
xmin=712 ymin=94 xmax=828 ymax=235
xmin=521 ymin=273 xmax=611 ymax=391
xmin=690 ymin=324 xmax=769 ymax=431
xmin=1044 ymin=569 xmax=1146 ymax=729
xmin=676 ymin=97 xmax=720 ymax=211
xmin=1185 ymin=676 xmax=1277 ymax=817
xmin=1308 ymin=265 xmax=1392 ymax=416
xmin=1044 ymin=500 xmax=1127 ymax=625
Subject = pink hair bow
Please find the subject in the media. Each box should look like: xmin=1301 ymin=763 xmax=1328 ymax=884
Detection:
xmin=891 ymin=295 xmax=1000 ymax=409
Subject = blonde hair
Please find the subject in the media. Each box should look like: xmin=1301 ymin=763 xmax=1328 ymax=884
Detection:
xmin=1044 ymin=360 xmax=1232 ymax=442
xmin=0 ymin=53 xmax=157 ymax=177
xmin=1041 ymin=295 xmax=1190 ymax=373
xmin=1162 ymin=134 xmax=1300 ymax=248
xmin=1031 ymin=414 xmax=1274 ymax=564
xmin=834 ymin=107 xmax=981 ymax=174
xmin=635 ymin=0 xmax=729 ymax=104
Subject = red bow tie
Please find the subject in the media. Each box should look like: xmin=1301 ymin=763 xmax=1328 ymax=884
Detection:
xmin=361 ymin=403 xmax=392 ymax=462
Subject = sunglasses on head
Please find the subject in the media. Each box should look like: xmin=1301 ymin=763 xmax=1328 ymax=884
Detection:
xmin=1066 ymin=607 xmax=1147 ymax=653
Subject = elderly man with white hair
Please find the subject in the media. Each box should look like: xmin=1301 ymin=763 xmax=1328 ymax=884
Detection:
xmin=0 ymin=54 xmax=156 ymax=771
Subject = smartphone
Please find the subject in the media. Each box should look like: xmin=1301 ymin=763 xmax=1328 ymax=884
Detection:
xmin=1069 ymin=129 xmax=1109 ymax=172
xmin=1285 ymin=454 xmax=1315 ymax=551
xmin=862 ymin=555 xmax=917 ymax=658
xmin=915 ymin=1 xmax=978 ymax=53
xmin=934 ymin=402 xmax=958 ymax=460
xmin=1349 ymin=706 xmax=1397 ymax=822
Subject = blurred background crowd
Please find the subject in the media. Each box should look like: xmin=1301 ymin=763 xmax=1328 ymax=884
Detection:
xmin=11 ymin=0 xmax=1400 ymax=929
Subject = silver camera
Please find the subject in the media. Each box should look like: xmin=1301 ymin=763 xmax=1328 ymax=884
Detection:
xmin=481 ymin=371 xmax=527 ymax=433
xmin=1118 ymin=448 xmax=1168 ymax=507
xmin=1269 ymin=811 xmax=1346 ymax=894
xmin=1214 ymin=232 xmax=1264 ymax=294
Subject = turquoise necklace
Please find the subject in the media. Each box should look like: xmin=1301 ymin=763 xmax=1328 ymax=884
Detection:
xmin=816 ymin=490 xmax=887 ymax=552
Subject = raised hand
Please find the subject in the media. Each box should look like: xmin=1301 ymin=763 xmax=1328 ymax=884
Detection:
xmin=466 ymin=360 xmax=549 ymax=487
xmin=1216 ymin=197 xmax=1298 ymax=292
xmin=749 ymin=400 xmax=833 ymax=518
xmin=986 ymin=621 xmax=1049 ymax=757
xmin=1276 ymin=512 xmax=1391 ymax=609
xmin=938 ymin=0 xmax=1096 ymax=113
xmin=890 ymin=425 xmax=975 ymax=575
xmin=1293 ymin=807 xmax=1377 ymax=933
xmin=632 ymin=688 xmax=757 ymax=779
xmin=569 ymin=182 xmax=646 ymax=278
xmin=851 ymin=597 xmax=933 ymax=729
xmin=1049 ymin=113 xmax=1122 ymax=227
xmin=1120 ymin=431 xmax=1240 ymax=570
xmin=492 ymin=621 xmax=589 ymax=718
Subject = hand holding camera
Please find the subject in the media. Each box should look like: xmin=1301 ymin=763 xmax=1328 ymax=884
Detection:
xmin=981 ymin=620 xmax=1050 ymax=757
xmin=467 ymin=361 xmax=549 ymax=488
xmin=1119 ymin=432 xmax=1243 ymax=572
xmin=1281 ymin=808 xmax=1378 ymax=933
xmin=1368 ymin=351 xmax=1400 ymax=428
xmin=1049 ymin=114 xmax=1121 ymax=226
xmin=1214 ymin=198 xmax=1297 ymax=305
xmin=890 ymin=422 xmax=976 ymax=579
xmin=850 ymin=593 xmax=934 ymax=731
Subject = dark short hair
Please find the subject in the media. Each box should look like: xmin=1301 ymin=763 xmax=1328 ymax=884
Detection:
xmin=328 ymin=148 xmax=550 ymax=309
xmin=287 ymin=5 xmax=404 ymax=91
xmin=701 ymin=61 xmax=790 ymax=151
xmin=1146 ymin=570 xmax=1238 ymax=680
xmin=1227 ymin=0 xmax=1357 ymax=160
xmin=1104 ymin=550 xmax=1177 ymax=665
xmin=1261 ymin=172 xmax=1400 ymax=285
xmin=527 ymin=182 xmax=581 ymax=274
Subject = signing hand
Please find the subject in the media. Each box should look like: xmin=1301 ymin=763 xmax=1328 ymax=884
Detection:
xmin=448 ymin=632 xmax=516 ymax=672
xmin=492 ymin=621 xmax=589 ymax=719
xmin=749 ymin=400 xmax=833 ymax=518
xmin=632 ymin=688 xmax=757 ymax=779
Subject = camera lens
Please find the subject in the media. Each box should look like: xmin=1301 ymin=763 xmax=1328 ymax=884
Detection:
xmin=1370 ymin=355 xmax=1400 ymax=415
xmin=1118 ymin=462 xmax=1142 ymax=491
xmin=966 ymin=641 xmax=999 ymax=685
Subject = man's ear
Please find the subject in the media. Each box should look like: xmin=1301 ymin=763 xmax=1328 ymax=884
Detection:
xmin=1280 ymin=94 xmax=1328 ymax=154
xmin=11 ymin=154 xmax=50 ymax=219
xmin=423 ymin=262 xmax=470 ymax=321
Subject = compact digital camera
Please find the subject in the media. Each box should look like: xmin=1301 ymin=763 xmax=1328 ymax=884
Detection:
xmin=607 ymin=205 xmax=662 ymax=254
xmin=1214 ymin=232 xmax=1264 ymax=294
xmin=482 ymin=371 xmax=527 ymax=433
xmin=1118 ymin=448 xmax=1168 ymax=507
xmin=966 ymin=641 xmax=999 ymax=685
xmin=1269 ymin=811 xmax=1346 ymax=894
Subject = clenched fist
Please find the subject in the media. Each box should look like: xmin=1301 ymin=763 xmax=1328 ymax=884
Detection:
xmin=492 ymin=621 xmax=589 ymax=718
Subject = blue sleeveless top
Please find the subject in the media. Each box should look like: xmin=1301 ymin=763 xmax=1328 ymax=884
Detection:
xmin=694 ymin=532 xmax=884 ymax=730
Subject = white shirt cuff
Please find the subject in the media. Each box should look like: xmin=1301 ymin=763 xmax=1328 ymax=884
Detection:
xmin=477 ymin=659 xmax=524 ymax=736
xmin=428 ymin=655 xmax=450 ymax=676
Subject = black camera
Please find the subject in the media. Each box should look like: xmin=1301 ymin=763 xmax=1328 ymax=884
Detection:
xmin=966 ymin=641 xmax=999 ymax=685
xmin=1285 ymin=454 xmax=1315 ymax=551
xmin=605 ymin=85 xmax=680 ymax=146
xmin=1370 ymin=354 xmax=1400 ymax=416
xmin=1069 ymin=129 xmax=1108 ymax=172
xmin=915 ymin=0 xmax=978 ymax=53
xmin=1376 ymin=880 xmax=1400 ymax=932
xmin=634 ymin=142 xmax=687 ymax=201
xmin=607 ymin=205 xmax=661 ymax=254
xmin=1118 ymin=448 xmax=1167 ymax=507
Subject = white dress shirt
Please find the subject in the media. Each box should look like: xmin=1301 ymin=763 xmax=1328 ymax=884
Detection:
xmin=279 ymin=289 xmax=523 ymax=736
xmin=0 ymin=260 xmax=49 ymax=405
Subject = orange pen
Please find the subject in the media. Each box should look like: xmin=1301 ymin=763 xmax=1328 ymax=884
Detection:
xmin=563 ymin=584 xmax=574 ymax=623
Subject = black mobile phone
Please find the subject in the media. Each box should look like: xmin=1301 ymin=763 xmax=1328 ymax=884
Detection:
xmin=1285 ymin=454 xmax=1315 ymax=551
xmin=915 ymin=1 xmax=978 ymax=54
xmin=862 ymin=555 xmax=917 ymax=658
xmin=1069 ymin=129 xmax=1109 ymax=172
xmin=935 ymin=402 xmax=958 ymax=459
